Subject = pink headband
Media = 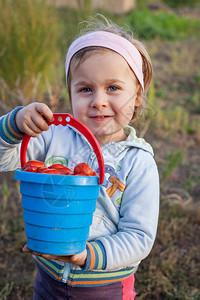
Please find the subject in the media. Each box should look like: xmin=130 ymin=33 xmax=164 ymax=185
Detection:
xmin=65 ymin=31 xmax=144 ymax=90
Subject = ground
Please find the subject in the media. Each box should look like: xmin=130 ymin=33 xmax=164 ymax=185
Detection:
xmin=0 ymin=7 xmax=200 ymax=300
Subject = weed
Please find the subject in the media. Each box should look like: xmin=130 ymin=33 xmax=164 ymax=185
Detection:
xmin=135 ymin=80 xmax=158 ymax=137
xmin=155 ymin=104 xmax=200 ymax=138
xmin=0 ymin=282 xmax=14 ymax=299
xmin=1 ymin=179 xmax=10 ymax=211
xmin=0 ymin=0 xmax=60 ymax=104
xmin=162 ymin=0 xmax=200 ymax=8
xmin=185 ymin=174 xmax=200 ymax=190
xmin=0 ymin=4 xmax=200 ymax=300
xmin=190 ymin=89 xmax=200 ymax=114
xmin=135 ymin=196 xmax=200 ymax=299
xmin=57 ymin=1 xmax=93 ymax=55
xmin=161 ymin=150 xmax=184 ymax=183
xmin=195 ymin=73 xmax=200 ymax=85
xmin=191 ymin=117 xmax=200 ymax=140
xmin=156 ymin=88 xmax=166 ymax=99
xmin=128 ymin=9 xmax=200 ymax=40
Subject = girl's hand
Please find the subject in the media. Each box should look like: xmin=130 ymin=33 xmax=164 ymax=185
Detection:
xmin=22 ymin=245 xmax=87 ymax=267
xmin=15 ymin=102 xmax=54 ymax=137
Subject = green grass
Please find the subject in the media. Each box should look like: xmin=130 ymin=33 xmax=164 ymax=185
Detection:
xmin=1 ymin=1 xmax=199 ymax=107
xmin=0 ymin=0 xmax=60 ymax=103
xmin=162 ymin=0 xmax=200 ymax=8
xmin=128 ymin=9 xmax=200 ymax=40
xmin=161 ymin=150 xmax=184 ymax=183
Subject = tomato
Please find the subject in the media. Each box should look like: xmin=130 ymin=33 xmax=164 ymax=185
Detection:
xmin=23 ymin=161 xmax=95 ymax=176
xmin=49 ymin=164 xmax=73 ymax=175
xmin=42 ymin=169 xmax=65 ymax=175
xmin=37 ymin=167 xmax=49 ymax=173
xmin=49 ymin=164 xmax=67 ymax=169
xmin=23 ymin=165 xmax=38 ymax=173
xmin=74 ymin=172 xmax=87 ymax=176
xmin=23 ymin=160 xmax=45 ymax=170
xmin=61 ymin=168 xmax=73 ymax=175
xmin=73 ymin=163 xmax=93 ymax=176
xmin=91 ymin=171 xmax=98 ymax=176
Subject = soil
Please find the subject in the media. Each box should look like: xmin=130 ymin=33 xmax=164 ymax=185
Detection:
xmin=0 ymin=6 xmax=200 ymax=299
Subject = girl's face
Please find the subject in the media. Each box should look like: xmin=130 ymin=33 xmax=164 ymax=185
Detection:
xmin=70 ymin=50 xmax=140 ymax=146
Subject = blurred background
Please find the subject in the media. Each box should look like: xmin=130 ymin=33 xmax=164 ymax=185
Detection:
xmin=0 ymin=0 xmax=199 ymax=299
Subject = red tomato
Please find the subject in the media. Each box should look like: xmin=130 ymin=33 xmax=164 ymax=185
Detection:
xmin=42 ymin=169 xmax=65 ymax=175
xmin=73 ymin=163 xmax=93 ymax=176
xmin=61 ymin=168 xmax=73 ymax=175
xmin=49 ymin=164 xmax=73 ymax=175
xmin=49 ymin=164 xmax=67 ymax=169
xmin=74 ymin=172 xmax=87 ymax=176
xmin=37 ymin=167 xmax=49 ymax=173
xmin=23 ymin=160 xmax=45 ymax=170
xmin=23 ymin=165 xmax=38 ymax=173
xmin=91 ymin=171 xmax=98 ymax=176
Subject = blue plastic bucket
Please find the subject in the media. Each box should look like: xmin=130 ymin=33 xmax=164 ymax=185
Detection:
xmin=14 ymin=170 xmax=99 ymax=255
xmin=15 ymin=113 xmax=105 ymax=255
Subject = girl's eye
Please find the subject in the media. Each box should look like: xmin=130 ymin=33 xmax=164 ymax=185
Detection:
xmin=108 ymin=86 xmax=119 ymax=91
xmin=80 ymin=87 xmax=91 ymax=93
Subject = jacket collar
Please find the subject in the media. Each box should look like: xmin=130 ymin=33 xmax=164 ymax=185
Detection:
xmin=68 ymin=125 xmax=154 ymax=157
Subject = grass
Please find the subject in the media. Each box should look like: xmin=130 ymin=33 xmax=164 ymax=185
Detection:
xmin=135 ymin=199 xmax=200 ymax=299
xmin=128 ymin=9 xmax=200 ymax=41
xmin=0 ymin=0 xmax=60 ymax=105
xmin=162 ymin=0 xmax=200 ymax=8
xmin=0 ymin=282 xmax=14 ymax=300
xmin=161 ymin=150 xmax=184 ymax=183
xmin=0 ymin=1 xmax=200 ymax=299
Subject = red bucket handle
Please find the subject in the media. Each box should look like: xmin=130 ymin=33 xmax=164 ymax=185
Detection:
xmin=20 ymin=113 xmax=105 ymax=185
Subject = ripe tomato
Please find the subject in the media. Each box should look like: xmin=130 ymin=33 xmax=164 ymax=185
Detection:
xmin=37 ymin=167 xmax=49 ymax=173
xmin=23 ymin=165 xmax=38 ymax=173
xmin=49 ymin=164 xmax=67 ymax=169
xmin=61 ymin=168 xmax=73 ymax=175
xmin=23 ymin=160 xmax=45 ymax=170
xmin=74 ymin=172 xmax=87 ymax=176
xmin=91 ymin=171 xmax=98 ymax=176
xmin=42 ymin=169 xmax=65 ymax=175
xmin=49 ymin=164 xmax=73 ymax=175
xmin=73 ymin=163 xmax=93 ymax=176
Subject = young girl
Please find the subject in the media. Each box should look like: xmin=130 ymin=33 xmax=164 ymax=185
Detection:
xmin=0 ymin=16 xmax=159 ymax=299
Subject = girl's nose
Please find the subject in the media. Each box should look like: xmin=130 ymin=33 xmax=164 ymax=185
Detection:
xmin=90 ymin=91 xmax=108 ymax=108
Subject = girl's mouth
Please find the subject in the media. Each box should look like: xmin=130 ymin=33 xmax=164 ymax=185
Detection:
xmin=90 ymin=115 xmax=111 ymax=121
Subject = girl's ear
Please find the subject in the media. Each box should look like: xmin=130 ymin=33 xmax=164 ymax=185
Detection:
xmin=134 ymin=85 xmax=143 ymax=107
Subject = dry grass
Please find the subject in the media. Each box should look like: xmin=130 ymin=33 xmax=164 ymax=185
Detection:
xmin=0 ymin=1 xmax=200 ymax=299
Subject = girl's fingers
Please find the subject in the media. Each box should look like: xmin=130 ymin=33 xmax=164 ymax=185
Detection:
xmin=21 ymin=113 xmax=51 ymax=136
xmin=30 ymin=114 xmax=50 ymax=132
xmin=21 ymin=122 xmax=41 ymax=138
xmin=35 ymin=103 xmax=54 ymax=123
xmin=22 ymin=245 xmax=85 ymax=265
xmin=15 ymin=102 xmax=54 ymax=135
xmin=22 ymin=245 xmax=72 ymax=262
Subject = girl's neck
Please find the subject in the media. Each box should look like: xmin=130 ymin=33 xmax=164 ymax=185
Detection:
xmin=96 ymin=132 xmax=127 ymax=147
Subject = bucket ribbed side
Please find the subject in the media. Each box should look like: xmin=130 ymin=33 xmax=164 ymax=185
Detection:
xmin=15 ymin=170 xmax=99 ymax=255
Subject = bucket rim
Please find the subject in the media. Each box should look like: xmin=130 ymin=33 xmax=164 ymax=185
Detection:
xmin=14 ymin=169 xmax=99 ymax=186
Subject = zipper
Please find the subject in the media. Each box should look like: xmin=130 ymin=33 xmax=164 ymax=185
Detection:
xmin=62 ymin=262 xmax=72 ymax=283
xmin=88 ymin=152 xmax=96 ymax=170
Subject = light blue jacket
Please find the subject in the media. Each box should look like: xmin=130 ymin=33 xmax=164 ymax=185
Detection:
xmin=0 ymin=108 xmax=159 ymax=286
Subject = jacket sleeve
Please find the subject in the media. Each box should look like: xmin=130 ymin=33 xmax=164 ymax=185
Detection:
xmin=84 ymin=154 xmax=160 ymax=271
xmin=0 ymin=107 xmax=49 ymax=171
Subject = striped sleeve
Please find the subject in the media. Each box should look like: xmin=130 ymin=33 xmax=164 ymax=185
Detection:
xmin=0 ymin=106 xmax=24 ymax=144
xmin=83 ymin=241 xmax=107 ymax=270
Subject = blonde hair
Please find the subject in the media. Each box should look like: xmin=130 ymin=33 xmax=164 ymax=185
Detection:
xmin=67 ymin=14 xmax=153 ymax=120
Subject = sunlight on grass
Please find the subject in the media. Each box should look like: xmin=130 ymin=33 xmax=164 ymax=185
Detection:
xmin=0 ymin=0 xmax=60 ymax=105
